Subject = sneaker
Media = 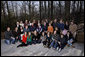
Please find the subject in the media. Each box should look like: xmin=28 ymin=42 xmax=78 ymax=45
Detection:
xmin=57 ymin=47 xmax=59 ymax=50
xmin=58 ymin=48 xmax=61 ymax=52
xmin=71 ymin=45 xmax=75 ymax=48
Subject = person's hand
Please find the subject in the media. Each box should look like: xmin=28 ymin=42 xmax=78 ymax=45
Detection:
xmin=58 ymin=42 xmax=61 ymax=44
xmin=11 ymin=37 xmax=15 ymax=39
xmin=16 ymin=37 xmax=18 ymax=39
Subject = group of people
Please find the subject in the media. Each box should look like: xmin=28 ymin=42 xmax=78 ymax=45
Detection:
xmin=4 ymin=19 xmax=77 ymax=52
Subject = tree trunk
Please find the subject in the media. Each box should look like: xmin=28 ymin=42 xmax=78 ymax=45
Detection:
xmin=39 ymin=1 xmax=42 ymax=20
xmin=65 ymin=1 xmax=70 ymax=21
xmin=44 ymin=1 xmax=46 ymax=19
xmin=51 ymin=1 xmax=53 ymax=20
xmin=29 ymin=1 xmax=31 ymax=20
xmin=59 ymin=1 xmax=61 ymax=18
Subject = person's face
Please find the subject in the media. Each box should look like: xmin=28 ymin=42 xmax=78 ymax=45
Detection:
xmin=7 ymin=27 xmax=10 ymax=31
xmin=71 ymin=22 xmax=73 ymax=25
xmin=66 ymin=21 xmax=68 ymax=25
xmin=42 ymin=32 xmax=44 ymax=36
xmin=20 ymin=21 xmax=22 ymax=23
xmin=60 ymin=20 xmax=63 ymax=23
xmin=25 ymin=32 xmax=27 ymax=35
xmin=29 ymin=32 xmax=31 ymax=35
xmin=25 ymin=20 xmax=28 ymax=23
xmin=17 ymin=22 xmax=19 ymax=25
xmin=55 ymin=27 xmax=58 ymax=31
xmin=54 ymin=31 xmax=56 ymax=35
xmin=34 ymin=30 xmax=37 ymax=34
xmin=26 ymin=26 xmax=28 ymax=29
xmin=20 ymin=27 xmax=23 ymax=29
xmin=67 ymin=32 xmax=70 ymax=36
xmin=61 ymin=35 xmax=63 ymax=38
xmin=54 ymin=19 xmax=57 ymax=23
xmin=15 ymin=27 xmax=18 ymax=31
xmin=49 ymin=23 xmax=51 ymax=26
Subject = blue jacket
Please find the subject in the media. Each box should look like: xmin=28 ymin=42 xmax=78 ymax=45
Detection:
xmin=58 ymin=23 xmax=64 ymax=30
xmin=24 ymin=28 xmax=29 ymax=32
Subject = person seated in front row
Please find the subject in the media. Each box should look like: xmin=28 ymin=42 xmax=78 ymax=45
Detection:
xmin=46 ymin=32 xmax=52 ymax=48
xmin=27 ymin=32 xmax=32 ymax=45
xmin=40 ymin=32 xmax=47 ymax=47
xmin=57 ymin=34 xmax=67 ymax=52
xmin=4 ymin=27 xmax=15 ymax=45
xmin=17 ymin=32 xmax=28 ymax=47
xmin=66 ymin=31 xmax=75 ymax=48
xmin=12 ymin=27 xmax=20 ymax=43
xmin=50 ymin=30 xmax=59 ymax=50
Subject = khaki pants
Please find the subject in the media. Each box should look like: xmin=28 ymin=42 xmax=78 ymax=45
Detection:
xmin=73 ymin=32 xmax=77 ymax=39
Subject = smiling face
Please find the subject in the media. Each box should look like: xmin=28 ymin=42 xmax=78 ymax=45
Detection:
xmin=7 ymin=27 xmax=10 ymax=32
xmin=29 ymin=32 xmax=31 ymax=36
xmin=54 ymin=31 xmax=56 ymax=35
xmin=61 ymin=34 xmax=64 ymax=38
xmin=24 ymin=32 xmax=27 ymax=35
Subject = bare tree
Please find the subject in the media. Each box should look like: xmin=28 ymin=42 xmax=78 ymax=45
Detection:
xmin=65 ymin=1 xmax=70 ymax=21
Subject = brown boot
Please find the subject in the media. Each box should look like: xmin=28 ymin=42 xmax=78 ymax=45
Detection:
xmin=67 ymin=44 xmax=70 ymax=47
xmin=71 ymin=45 xmax=75 ymax=48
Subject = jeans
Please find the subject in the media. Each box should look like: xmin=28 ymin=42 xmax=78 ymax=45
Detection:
xmin=50 ymin=41 xmax=58 ymax=49
xmin=50 ymin=41 xmax=55 ymax=47
xmin=5 ymin=38 xmax=15 ymax=45
xmin=67 ymin=39 xmax=73 ymax=46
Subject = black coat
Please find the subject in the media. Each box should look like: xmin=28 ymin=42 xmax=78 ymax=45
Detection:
xmin=5 ymin=31 xmax=13 ymax=40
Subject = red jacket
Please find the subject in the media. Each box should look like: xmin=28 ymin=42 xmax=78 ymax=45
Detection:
xmin=22 ymin=35 xmax=27 ymax=43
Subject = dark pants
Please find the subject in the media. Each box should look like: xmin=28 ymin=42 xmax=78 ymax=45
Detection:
xmin=32 ymin=40 xmax=36 ymax=44
xmin=43 ymin=41 xmax=47 ymax=45
xmin=17 ymin=42 xmax=27 ymax=47
xmin=50 ymin=41 xmax=58 ymax=49
xmin=5 ymin=38 xmax=15 ymax=45
xmin=59 ymin=44 xmax=66 ymax=49
xmin=27 ymin=41 xmax=32 ymax=45
xmin=47 ymin=40 xmax=51 ymax=48
xmin=36 ymin=39 xmax=41 ymax=44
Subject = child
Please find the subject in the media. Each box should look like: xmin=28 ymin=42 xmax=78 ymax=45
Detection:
xmin=27 ymin=32 xmax=32 ymax=45
xmin=17 ymin=32 xmax=27 ymax=47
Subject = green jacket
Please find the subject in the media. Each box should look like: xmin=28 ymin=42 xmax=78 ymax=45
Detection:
xmin=27 ymin=35 xmax=32 ymax=42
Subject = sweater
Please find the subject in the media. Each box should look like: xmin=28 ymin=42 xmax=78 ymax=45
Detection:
xmin=5 ymin=31 xmax=13 ymax=40
xmin=47 ymin=26 xmax=53 ymax=33
xmin=27 ymin=35 xmax=32 ymax=42
xmin=22 ymin=35 xmax=27 ymax=43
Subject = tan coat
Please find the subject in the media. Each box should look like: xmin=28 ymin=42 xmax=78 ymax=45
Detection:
xmin=69 ymin=24 xmax=77 ymax=34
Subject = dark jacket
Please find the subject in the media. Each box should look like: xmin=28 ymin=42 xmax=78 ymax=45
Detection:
xmin=5 ymin=30 xmax=13 ymax=40
xmin=58 ymin=23 xmax=64 ymax=30
xmin=24 ymin=28 xmax=29 ymax=33
xmin=64 ymin=24 xmax=69 ymax=30
xmin=58 ymin=37 xmax=66 ymax=45
xmin=12 ymin=30 xmax=19 ymax=38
